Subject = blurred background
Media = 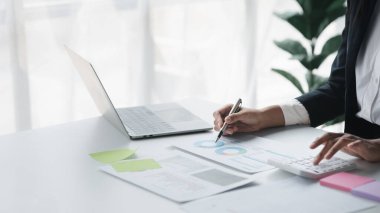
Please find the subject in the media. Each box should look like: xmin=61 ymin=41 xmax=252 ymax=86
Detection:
xmin=0 ymin=0 xmax=344 ymax=135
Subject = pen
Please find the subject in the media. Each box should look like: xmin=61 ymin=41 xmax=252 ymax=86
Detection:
xmin=215 ymin=98 xmax=242 ymax=143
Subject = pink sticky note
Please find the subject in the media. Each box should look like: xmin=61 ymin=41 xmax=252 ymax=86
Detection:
xmin=320 ymin=172 xmax=375 ymax=192
xmin=352 ymin=181 xmax=380 ymax=202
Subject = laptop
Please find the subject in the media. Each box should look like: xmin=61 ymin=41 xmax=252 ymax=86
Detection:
xmin=65 ymin=47 xmax=212 ymax=139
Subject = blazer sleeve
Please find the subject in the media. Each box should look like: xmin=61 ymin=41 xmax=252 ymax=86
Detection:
xmin=296 ymin=3 xmax=350 ymax=127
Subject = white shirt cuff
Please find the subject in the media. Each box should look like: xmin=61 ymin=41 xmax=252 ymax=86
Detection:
xmin=279 ymin=99 xmax=311 ymax=126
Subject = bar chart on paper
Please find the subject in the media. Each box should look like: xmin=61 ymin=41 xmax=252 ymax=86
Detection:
xmin=175 ymin=135 xmax=295 ymax=174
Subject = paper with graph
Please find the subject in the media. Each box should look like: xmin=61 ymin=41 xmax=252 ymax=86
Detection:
xmin=175 ymin=134 xmax=297 ymax=174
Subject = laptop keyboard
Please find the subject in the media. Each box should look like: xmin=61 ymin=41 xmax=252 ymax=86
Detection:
xmin=117 ymin=107 xmax=176 ymax=135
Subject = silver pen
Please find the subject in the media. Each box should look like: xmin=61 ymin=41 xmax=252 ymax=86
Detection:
xmin=215 ymin=98 xmax=242 ymax=143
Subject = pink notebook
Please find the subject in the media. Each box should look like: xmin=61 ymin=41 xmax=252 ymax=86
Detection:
xmin=320 ymin=172 xmax=375 ymax=192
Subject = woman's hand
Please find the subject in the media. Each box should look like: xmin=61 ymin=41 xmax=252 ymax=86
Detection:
xmin=310 ymin=132 xmax=380 ymax=165
xmin=212 ymin=104 xmax=285 ymax=135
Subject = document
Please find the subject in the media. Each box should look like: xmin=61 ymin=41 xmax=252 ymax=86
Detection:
xmin=101 ymin=152 xmax=252 ymax=202
xmin=174 ymin=134 xmax=298 ymax=174
xmin=112 ymin=159 xmax=161 ymax=172
xmin=182 ymin=177 xmax=377 ymax=213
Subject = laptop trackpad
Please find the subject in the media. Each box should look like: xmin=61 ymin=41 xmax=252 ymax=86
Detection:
xmin=152 ymin=107 xmax=198 ymax=123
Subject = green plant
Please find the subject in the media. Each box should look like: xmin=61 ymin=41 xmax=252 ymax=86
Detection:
xmin=272 ymin=0 xmax=346 ymax=125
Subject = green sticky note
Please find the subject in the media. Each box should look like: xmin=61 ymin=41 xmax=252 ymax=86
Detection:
xmin=111 ymin=159 xmax=161 ymax=172
xmin=89 ymin=148 xmax=136 ymax=163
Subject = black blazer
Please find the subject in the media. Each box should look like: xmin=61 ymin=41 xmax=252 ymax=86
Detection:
xmin=296 ymin=0 xmax=380 ymax=139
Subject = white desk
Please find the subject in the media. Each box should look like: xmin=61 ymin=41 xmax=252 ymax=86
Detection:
xmin=1 ymin=99 xmax=379 ymax=213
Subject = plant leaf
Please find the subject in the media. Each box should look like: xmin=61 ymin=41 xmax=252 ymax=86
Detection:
xmin=316 ymin=6 xmax=346 ymax=38
xmin=274 ymin=39 xmax=308 ymax=57
xmin=296 ymin=0 xmax=332 ymax=15
xmin=272 ymin=68 xmax=305 ymax=94
xmin=321 ymin=35 xmax=342 ymax=56
xmin=327 ymin=0 xmax=346 ymax=12
xmin=299 ymin=35 xmax=342 ymax=71
xmin=299 ymin=54 xmax=332 ymax=71
xmin=275 ymin=12 xmax=312 ymax=40
xmin=308 ymin=54 xmax=325 ymax=71
xmin=277 ymin=0 xmax=346 ymax=39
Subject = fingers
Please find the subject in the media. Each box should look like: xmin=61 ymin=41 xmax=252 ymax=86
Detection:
xmin=213 ymin=119 xmax=222 ymax=131
xmin=311 ymin=132 xmax=354 ymax=165
xmin=347 ymin=140 xmax=362 ymax=148
xmin=347 ymin=140 xmax=376 ymax=161
xmin=213 ymin=104 xmax=233 ymax=119
xmin=312 ymin=133 xmax=364 ymax=165
xmin=225 ymin=110 xmax=246 ymax=125
xmin=213 ymin=104 xmax=233 ymax=130
xmin=324 ymin=137 xmax=355 ymax=159
xmin=341 ymin=145 xmax=361 ymax=158
xmin=223 ymin=122 xmax=259 ymax=135
xmin=310 ymin=132 xmax=342 ymax=149
xmin=224 ymin=125 xmax=238 ymax=135
xmin=313 ymin=139 xmax=335 ymax=165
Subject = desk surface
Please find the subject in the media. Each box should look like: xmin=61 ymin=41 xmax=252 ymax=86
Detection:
xmin=1 ymin=99 xmax=379 ymax=213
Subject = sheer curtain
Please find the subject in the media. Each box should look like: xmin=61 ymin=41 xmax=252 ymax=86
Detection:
xmin=0 ymin=0 xmax=259 ymax=135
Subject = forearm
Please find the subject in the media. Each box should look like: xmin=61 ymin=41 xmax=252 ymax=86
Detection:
xmin=258 ymin=105 xmax=285 ymax=129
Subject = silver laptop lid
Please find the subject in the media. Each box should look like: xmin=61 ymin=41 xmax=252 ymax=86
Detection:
xmin=65 ymin=46 xmax=130 ymax=138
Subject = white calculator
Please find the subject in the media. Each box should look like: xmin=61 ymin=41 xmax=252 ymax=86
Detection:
xmin=267 ymin=156 xmax=356 ymax=179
